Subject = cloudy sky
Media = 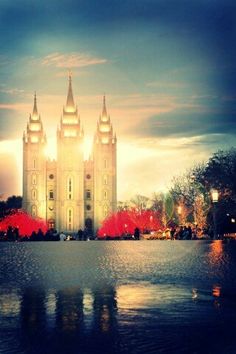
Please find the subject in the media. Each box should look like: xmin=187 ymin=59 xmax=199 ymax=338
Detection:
xmin=0 ymin=0 xmax=236 ymax=200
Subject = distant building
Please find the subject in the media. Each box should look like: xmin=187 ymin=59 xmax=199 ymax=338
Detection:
xmin=22 ymin=75 xmax=117 ymax=234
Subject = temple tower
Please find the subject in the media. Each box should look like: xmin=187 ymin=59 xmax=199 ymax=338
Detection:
xmin=22 ymin=94 xmax=47 ymax=219
xmin=93 ymin=96 xmax=117 ymax=231
xmin=56 ymin=75 xmax=84 ymax=232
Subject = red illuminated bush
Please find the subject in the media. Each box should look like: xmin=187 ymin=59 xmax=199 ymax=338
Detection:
xmin=98 ymin=209 xmax=163 ymax=238
xmin=0 ymin=210 xmax=47 ymax=237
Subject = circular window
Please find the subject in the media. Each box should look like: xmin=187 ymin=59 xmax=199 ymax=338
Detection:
xmin=49 ymin=206 xmax=54 ymax=211
xmin=49 ymin=174 xmax=54 ymax=179
xmin=86 ymin=205 xmax=91 ymax=211
xmin=86 ymin=174 xmax=91 ymax=179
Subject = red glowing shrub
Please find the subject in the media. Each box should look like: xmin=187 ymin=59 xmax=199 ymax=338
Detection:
xmin=98 ymin=209 xmax=163 ymax=238
xmin=0 ymin=210 xmax=47 ymax=237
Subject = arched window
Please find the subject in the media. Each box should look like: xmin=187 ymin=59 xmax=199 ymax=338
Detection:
xmin=49 ymin=190 xmax=54 ymax=200
xmin=67 ymin=177 xmax=73 ymax=200
xmin=86 ymin=190 xmax=91 ymax=199
xmin=31 ymin=205 xmax=37 ymax=217
xmin=104 ymin=159 xmax=108 ymax=168
xmin=32 ymin=174 xmax=37 ymax=185
xmin=32 ymin=189 xmax=37 ymax=200
xmin=104 ymin=205 xmax=108 ymax=217
xmin=103 ymin=175 xmax=108 ymax=185
xmin=104 ymin=190 xmax=108 ymax=200
xmin=67 ymin=208 xmax=73 ymax=231
xmin=33 ymin=159 xmax=36 ymax=169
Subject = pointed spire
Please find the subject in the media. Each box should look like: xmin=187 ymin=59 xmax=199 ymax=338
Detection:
xmin=102 ymin=94 xmax=107 ymax=116
xmin=66 ymin=71 xmax=75 ymax=109
xmin=33 ymin=92 xmax=38 ymax=115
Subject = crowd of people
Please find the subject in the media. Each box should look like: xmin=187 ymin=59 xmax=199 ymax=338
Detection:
xmin=170 ymin=225 xmax=196 ymax=240
xmin=0 ymin=226 xmax=95 ymax=242
xmin=0 ymin=227 xmax=60 ymax=242
xmin=0 ymin=224 xmax=216 ymax=242
xmin=145 ymin=224 xmax=214 ymax=240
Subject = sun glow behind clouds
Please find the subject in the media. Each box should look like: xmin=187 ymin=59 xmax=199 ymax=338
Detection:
xmin=44 ymin=136 xmax=93 ymax=161
xmin=83 ymin=136 xmax=93 ymax=160
xmin=45 ymin=137 xmax=57 ymax=160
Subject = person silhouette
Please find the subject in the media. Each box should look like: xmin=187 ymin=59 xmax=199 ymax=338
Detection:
xmin=134 ymin=227 xmax=140 ymax=240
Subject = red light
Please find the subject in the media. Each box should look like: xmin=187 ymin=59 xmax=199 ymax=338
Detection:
xmin=0 ymin=210 xmax=47 ymax=237
xmin=98 ymin=209 xmax=163 ymax=239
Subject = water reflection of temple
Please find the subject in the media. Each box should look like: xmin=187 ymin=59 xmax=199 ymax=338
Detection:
xmin=16 ymin=285 xmax=120 ymax=354
xmin=56 ymin=288 xmax=84 ymax=333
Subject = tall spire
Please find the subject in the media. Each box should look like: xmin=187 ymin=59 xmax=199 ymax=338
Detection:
xmin=33 ymin=92 xmax=38 ymax=115
xmin=66 ymin=72 xmax=75 ymax=109
xmin=102 ymin=94 xmax=107 ymax=116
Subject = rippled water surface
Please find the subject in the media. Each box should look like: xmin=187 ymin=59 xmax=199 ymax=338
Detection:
xmin=1 ymin=240 xmax=236 ymax=354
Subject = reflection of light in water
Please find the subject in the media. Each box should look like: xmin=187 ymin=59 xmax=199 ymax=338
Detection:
xmin=212 ymin=285 xmax=221 ymax=297
xmin=118 ymin=284 xmax=148 ymax=310
xmin=46 ymin=292 xmax=56 ymax=314
xmin=101 ymin=305 xmax=110 ymax=332
xmin=118 ymin=283 xmax=193 ymax=312
xmin=83 ymin=291 xmax=93 ymax=313
xmin=212 ymin=285 xmax=221 ymax=308
xmin=117 ymin=284 xmax=160 ymax=310
xmin=46 ymin=292 xmax=56 ymax=328
xmin=56 ymin=288 xmax=83 ymax=332
xmin=83 ymin=291 xmax=93 ymax=330
xmin=0 ymin=291 xmax=20 ymax=316
xmin=192 ymin=286 xmax=222 ymax=308
xmin=208 ymin=241 xmax=223 ymax=264
xmin=192 ymin=288 xmax=198 ymax=300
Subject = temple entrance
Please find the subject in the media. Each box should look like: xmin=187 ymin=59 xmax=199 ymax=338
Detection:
xmin=48 ymin=219 xmax=55 ymax=230
xmin=85 ymin=218 xmax=93 ymax=237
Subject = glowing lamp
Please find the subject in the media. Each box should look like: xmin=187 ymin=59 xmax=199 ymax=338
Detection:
xmin=211 ymin=189 xmax=219 ymax=203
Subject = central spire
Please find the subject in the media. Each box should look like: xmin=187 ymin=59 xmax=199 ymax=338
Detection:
xmin=33 ymin=92 xmax=38 ymax=116
xmin=66 ymin=72 xmax=75 ymax=109
xmin=102 ymin=94 xmax=107 ymax=117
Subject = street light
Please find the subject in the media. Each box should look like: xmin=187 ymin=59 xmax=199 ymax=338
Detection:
xmin=211 ymin=189 xmax=219 ymax=203
xmin=211 ymin=189 xmax=219 ymax=239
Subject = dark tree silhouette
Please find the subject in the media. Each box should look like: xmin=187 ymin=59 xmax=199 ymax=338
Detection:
xmin=6 ymin=196 xmax=22 ymax=210
xmin=0 ymin=195 xmax=22 ymax=218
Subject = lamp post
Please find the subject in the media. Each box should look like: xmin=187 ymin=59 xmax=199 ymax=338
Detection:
xmin=211 ymin=189 xmax=219 ymax=239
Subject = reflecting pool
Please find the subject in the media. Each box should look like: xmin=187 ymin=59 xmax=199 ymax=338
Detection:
xmin=0 ymin=240 xmax=236 ymax=353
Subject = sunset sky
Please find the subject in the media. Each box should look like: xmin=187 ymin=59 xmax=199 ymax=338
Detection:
xmin=0 ymin=0 xmax=236 ymax=200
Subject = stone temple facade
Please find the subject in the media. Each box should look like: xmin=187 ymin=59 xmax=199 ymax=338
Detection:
xmin=22 ymin=76 xmax=117 ymax=234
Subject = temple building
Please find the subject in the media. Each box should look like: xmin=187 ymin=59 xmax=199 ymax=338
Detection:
xmin=22 ymin=76 xmax=117 ymax=234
